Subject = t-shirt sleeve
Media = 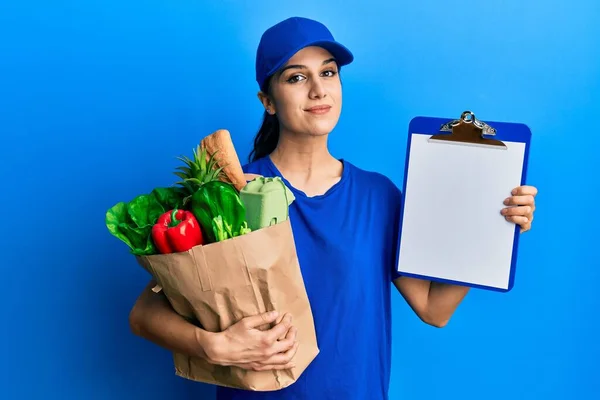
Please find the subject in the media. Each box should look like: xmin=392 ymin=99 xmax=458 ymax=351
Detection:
xmin=389 ymin=183 xmax=403 ymax=282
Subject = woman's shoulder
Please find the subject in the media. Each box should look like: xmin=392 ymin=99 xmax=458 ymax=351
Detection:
xmin=344 ymin=159 xmax=402 ymax=198
xmin=241 ymin=156 xmax=269 ymax=175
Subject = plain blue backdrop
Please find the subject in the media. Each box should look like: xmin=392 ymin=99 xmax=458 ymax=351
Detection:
xmin=1 ymin=1 xmax=598 ymax=399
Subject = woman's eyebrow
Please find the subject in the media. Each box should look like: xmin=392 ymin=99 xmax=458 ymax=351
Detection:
xmin=278 ymin=58 xmax=337 ymax=75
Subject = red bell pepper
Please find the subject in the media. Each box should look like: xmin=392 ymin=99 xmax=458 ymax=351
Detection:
xmin=151 ymin=208 xmax=204 ymax=254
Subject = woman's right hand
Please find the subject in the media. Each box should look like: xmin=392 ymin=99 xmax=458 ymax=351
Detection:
xmin=203 ymin=311 xmax=299 ymax=371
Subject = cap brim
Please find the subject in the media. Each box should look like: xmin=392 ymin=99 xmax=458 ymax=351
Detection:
xmin=308 ymin=40 xmax=354 ymax=66
xmin=265 ymin=39 xmax=354 ymax=79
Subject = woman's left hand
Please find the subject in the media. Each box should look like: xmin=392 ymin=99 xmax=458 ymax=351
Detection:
xmin=501 ymin=185 xmax=538 ymax=233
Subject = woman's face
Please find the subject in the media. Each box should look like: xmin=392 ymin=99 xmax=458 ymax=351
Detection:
xmin=262 ymin=46 xmax=342 ymax=138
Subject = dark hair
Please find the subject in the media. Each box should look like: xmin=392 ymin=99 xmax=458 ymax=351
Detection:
xmin=249 ymin=76 xmax=279 ymax=163
xmin=248 ymin=64 xmax=343 ymax=163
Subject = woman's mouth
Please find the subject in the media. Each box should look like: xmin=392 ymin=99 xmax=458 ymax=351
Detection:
xmin=305 ymin=105 xmax=331 ymax=115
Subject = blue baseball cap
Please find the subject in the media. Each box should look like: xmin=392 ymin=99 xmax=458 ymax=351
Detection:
xmin=255 ymin=17 xmax=354 ymax=89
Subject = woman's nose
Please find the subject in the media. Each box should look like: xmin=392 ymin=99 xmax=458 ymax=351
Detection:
xmin=309 ymin=79 xmax=327 ymax=99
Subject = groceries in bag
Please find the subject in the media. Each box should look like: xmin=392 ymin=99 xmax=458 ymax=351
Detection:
xmin=105 ymin=129 xmax=319 ymax=391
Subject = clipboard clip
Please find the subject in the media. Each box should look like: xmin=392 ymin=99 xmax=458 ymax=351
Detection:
xmin=431 ymin=111 xmax=507 ymax=149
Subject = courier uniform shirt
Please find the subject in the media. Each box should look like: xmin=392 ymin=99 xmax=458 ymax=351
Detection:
xmin=215 ymin=156 xmax=402 ymax=400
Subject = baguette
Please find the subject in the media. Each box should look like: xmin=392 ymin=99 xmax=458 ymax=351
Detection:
xmin=201 ymin=129 xmax=247 ymax=191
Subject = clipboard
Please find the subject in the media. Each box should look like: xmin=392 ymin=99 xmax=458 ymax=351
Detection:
xmin=395 ymin=111 xmax=532 ymax=292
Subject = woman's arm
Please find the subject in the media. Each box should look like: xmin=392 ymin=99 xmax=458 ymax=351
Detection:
xmin=129 ymin=279 xmax=299 ymax=371
xmin=129 ymin=280 xmax=212 ymax=358
xmin=392 ymin=185 xmax=538 ymax=327
xmin=393 ymin=277 xmax=469 ymax=328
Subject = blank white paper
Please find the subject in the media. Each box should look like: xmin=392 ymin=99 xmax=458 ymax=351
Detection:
xmin=397 ymin=133 xmax=526 ymax=290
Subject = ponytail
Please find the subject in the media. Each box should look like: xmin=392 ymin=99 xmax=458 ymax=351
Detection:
xmin=249 ymin=111 xmax=279 ymax=163
xmin=249 ymin=76 xmax=280 ymax=163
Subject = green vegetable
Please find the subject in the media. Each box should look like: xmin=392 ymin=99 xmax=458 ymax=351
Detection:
xmin=105 ymin=186 xmax=186 ymax=255
xmin=151 ymin=187 xmax=186 ymax=210
xmin=191 ymin=181 xmax=251 ymax=243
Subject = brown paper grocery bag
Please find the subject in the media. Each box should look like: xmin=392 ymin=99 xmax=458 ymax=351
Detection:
xmin=135 ymin=218 xmax=319 ymax=391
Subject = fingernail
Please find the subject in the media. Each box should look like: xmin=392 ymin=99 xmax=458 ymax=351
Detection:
xmin=512 ymin=189 xmax=517 ymax=195
xmin=504 ymin=198 xmax=510 ymax=205
xmin=270 ymin=311 xmax=278 ymax=318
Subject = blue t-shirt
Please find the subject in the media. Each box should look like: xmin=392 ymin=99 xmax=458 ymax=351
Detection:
xmin=216 ymin=156 xmax=402 ymax=400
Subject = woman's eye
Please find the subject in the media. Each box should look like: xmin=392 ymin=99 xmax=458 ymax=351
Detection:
xmin=286 ymin=70 xmax=337 ymax=83
xmin=286 ymin=75 xmax=305 ymax=83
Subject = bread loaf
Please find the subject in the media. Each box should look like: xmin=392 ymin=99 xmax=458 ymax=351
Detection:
xmin=200 ymin=129 xmax=246 ymax=191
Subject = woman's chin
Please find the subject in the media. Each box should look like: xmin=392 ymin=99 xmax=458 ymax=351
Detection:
xmin=306 ymin=119 xmax=339 ymax=136
xmin=307 ymin=127 xmax=334 ymax=137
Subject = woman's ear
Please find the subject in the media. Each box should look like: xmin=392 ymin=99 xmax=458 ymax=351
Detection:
xmin=257 ymin=91 xmax=276 ymax=115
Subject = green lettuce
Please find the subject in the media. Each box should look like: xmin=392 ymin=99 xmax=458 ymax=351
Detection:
xmin=105 ymin=186 xmax=186 ymax=255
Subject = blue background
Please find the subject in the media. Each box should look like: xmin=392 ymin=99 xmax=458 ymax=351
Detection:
xmin=1 ymin=1 xmax=598 ymax=399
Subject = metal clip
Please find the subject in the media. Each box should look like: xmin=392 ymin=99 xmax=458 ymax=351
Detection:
xmin=440 ymin=111 xmax=496 ymax=136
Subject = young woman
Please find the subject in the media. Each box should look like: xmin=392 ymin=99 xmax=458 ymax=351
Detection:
xmin=129 ymin=17 xmax=538 ymax=400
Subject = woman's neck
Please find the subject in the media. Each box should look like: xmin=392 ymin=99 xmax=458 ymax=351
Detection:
xmin=270 ymin=137 xmax=333 ymax=170
xmin=269 ymin=132 xmax=343 ymax=196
